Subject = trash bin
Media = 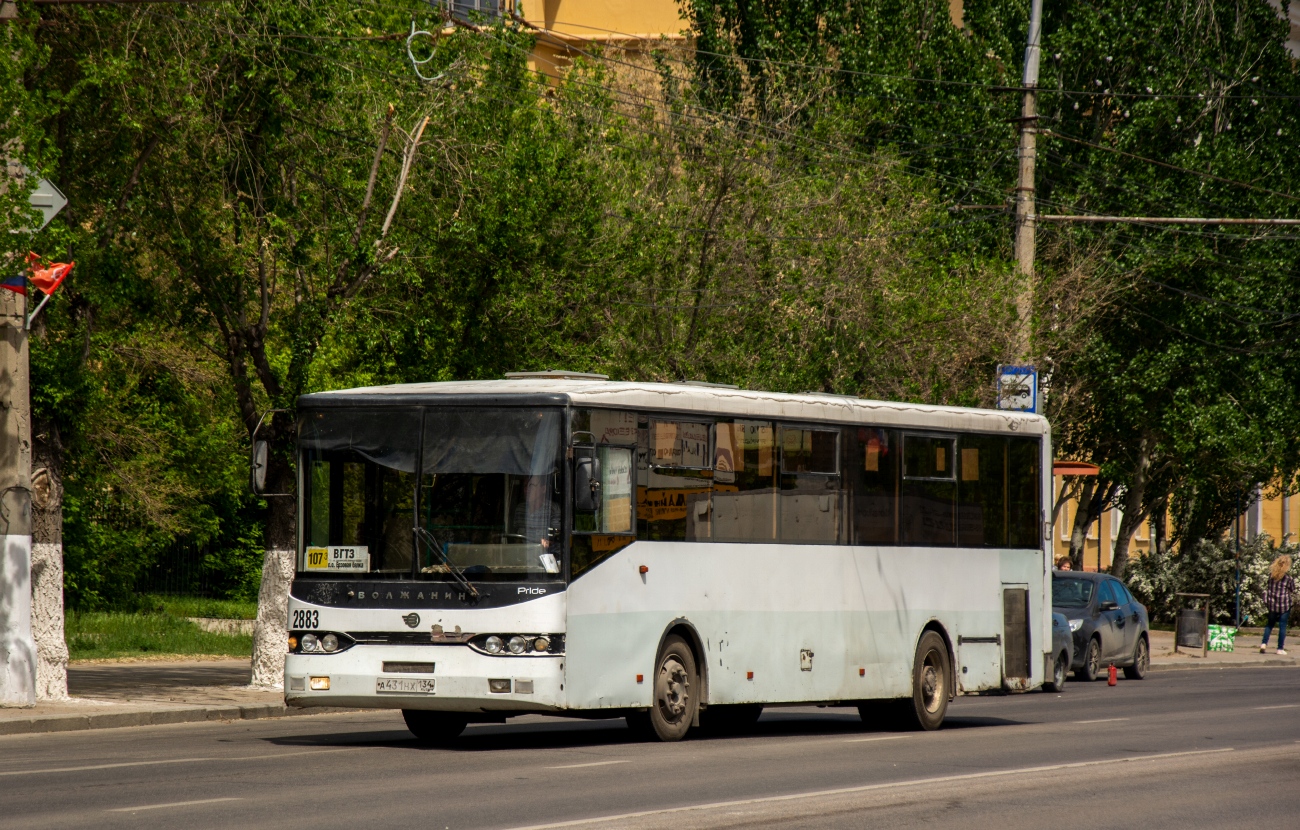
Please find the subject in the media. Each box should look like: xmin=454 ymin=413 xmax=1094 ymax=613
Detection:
xmin=1174 ymin=593 xmax=1210 ymax=658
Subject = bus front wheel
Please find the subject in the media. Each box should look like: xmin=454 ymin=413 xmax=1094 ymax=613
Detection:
xmin=905 ymin=631 xmax=950 ymax=731
xmin=402 ymin=710 xmax=467 ymax=745
xmin=631 ymin=634 xmax=699 ymax=742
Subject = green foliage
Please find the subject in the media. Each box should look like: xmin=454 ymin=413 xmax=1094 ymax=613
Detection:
xmin=681 ymin=0 xmax=1300 ymax=555
xmin=1128 ymin=537 xmax=1299 ymax=625
xmin=64 ymin=611 xmax=252 ymax=661
xmin=14 ymin=0 xmax=1299 ymax=609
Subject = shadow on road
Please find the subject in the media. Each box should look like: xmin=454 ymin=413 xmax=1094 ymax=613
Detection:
xmin=261 ymin=707 xmax=1031 ymax=752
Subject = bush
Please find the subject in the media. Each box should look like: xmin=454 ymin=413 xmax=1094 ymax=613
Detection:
xmin=1128 ymin=536 xmax=1300 ymax=625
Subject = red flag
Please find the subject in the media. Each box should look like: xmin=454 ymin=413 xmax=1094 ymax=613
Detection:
xmin=25 ymin=251 xmax=74 ymax=296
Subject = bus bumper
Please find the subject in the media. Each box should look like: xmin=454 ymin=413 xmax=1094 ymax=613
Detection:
xmin=284 ymin=646 xmax=565 ymax=713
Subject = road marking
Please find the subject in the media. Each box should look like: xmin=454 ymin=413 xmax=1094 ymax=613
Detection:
xmin=0 ymin=748 xmax=363 ymax=778
xmin=505 ymin=748 xmax=1234 ymax=830
xmin=1073 ymin=717 xmax=1130 ymax=724
xmin=547 ymin=760 xmax=631 ymax=770
xmin=842 ymin=735 xmax=911 ymax=743
xmin=1255 ymin=704 xmax=1300 ymax=710
xmin=107 ymin=797 xmax=242 ymax=812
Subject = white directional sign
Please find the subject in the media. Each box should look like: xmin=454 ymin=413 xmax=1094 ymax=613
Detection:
xmin=7 ymin=165 xmax=67 ymax=233
xmin=996 ymin=364 xmax=1038 ymax=413
xmin=28 ymin=177 xmax=67 ymax=230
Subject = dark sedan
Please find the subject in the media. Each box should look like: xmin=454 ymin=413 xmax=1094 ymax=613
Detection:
xmin=1052 ymin=571 xmax=1150 ymax=682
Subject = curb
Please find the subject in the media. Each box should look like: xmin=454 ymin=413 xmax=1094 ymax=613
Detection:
xmin=1150 ymin=659 xmax=1298 ymax=672
xmin=0 ymin=702 xmax=356 ymax=737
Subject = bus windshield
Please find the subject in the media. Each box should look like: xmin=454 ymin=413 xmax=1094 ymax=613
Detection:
xmin=298 ymin=407 xmax=564 ymax=581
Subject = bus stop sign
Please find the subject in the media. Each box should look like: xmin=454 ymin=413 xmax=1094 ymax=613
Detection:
xmin=996 ymin=364 xmax=1037 ymax=413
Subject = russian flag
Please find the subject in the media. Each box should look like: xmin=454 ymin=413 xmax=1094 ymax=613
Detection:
xmin=1 ymin=274 xmax=24 ymax=295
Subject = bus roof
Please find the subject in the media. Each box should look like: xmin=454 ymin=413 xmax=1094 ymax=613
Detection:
xmin=298 ymin=379 xmax=1048 ymax=435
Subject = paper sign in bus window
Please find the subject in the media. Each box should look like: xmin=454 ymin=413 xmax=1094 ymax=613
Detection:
xmin=590 ymin=410 xmax=637 ymax=445
xmin=600 ymin=447 xmax=634 ymax=533
xmin=653 ymin=421 xmax=710 ymax=468
xmin=961 ymin=448 xmax=980 ymax=481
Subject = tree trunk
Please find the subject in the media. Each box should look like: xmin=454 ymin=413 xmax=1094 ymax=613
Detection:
xmin=30 ymin=419 xmax=68 ymax=700
xmin=1151 ymin=496 xmax=1168 ymax=557
xmin=249 ymin=428 xmax=297 ymax=689
xmin=1067 ymin=478 xmax=1096 ymax=570
xmin=1109 ymin=436 xmax=1152 ymax=578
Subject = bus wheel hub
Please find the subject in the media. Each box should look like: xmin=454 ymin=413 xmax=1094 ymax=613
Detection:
xmin=657 ymin=658 xmax=690 ymax=721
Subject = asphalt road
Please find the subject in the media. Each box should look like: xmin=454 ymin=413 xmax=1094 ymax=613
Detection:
xmin=3 ymin=667 xmax=1297 ymax=830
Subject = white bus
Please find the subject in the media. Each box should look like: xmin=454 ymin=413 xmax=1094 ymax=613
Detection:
xmin=284 ymin=373 xmax=1051 ymax=742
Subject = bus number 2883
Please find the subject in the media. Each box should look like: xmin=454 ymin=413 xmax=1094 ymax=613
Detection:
xmin=292 ymin=610 xmax=320 ymax=629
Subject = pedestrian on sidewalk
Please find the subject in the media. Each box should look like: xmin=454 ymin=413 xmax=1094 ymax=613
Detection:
xmin=1260 ymin=554 xmax=1295 ymax=656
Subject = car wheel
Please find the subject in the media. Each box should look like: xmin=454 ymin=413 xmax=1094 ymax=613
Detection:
xmin=1044 ymin=651 xmax=1068 ymax=692
xmin=402 ymin=710 xmax=467 ymax=745
xmin=1076 ymin=637 xmax=1101 ymax=682
xmin=1123 ymin=635 xmax=1149 ymax=680
xmin=642 ymin=634 xmax=698 ymax=742
xmin=901 ymin=631 xmax=950 ymax=731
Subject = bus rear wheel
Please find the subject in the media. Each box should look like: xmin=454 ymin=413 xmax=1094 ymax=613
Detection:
xmin=904 ymin=631 xmax=950 ymax=731
xmin=633 ymin=634 xmax=698 ymax=742
xmin=402 ymin=710 xmax=467 ymax=745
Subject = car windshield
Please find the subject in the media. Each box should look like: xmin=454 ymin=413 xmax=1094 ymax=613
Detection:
xmin=298 ymin=407 xmax=563 ymax=582
xmin=1053 ymin=577 xmax=1095 ymax=607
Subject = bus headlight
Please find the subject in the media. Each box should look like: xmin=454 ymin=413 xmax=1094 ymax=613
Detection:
xmin=289 ymin=631 xmax=354 ymax=654
xmin=470 ymin=633 xmax=564 ymax=656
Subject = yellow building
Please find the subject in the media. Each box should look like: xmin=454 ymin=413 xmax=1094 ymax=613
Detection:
xmin=515 ymin=0 xmax=688 ymax=77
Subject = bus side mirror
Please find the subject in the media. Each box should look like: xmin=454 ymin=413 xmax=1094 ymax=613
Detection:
xmin=249 ymin=408 xmax=292 ymax=497
xmin=574 ymin=454 xmax=602 ymax=512
xmin=251 ymin=439 xmax=270 ymax=495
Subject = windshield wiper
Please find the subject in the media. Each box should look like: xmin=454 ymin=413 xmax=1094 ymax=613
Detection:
xmin=413 ymin=525 xmax=480 ymax=600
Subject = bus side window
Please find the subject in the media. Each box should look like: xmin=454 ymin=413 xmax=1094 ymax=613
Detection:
xmin=571 ymin=445 xmax=636 ymax=578
xmin=846 ymin=427 xmax=897 ymax=545
xmin=712 ymin=420 xmax=777 ymax=542
xmin=957 ymin=435 xmax=1007 ymax=547
xmin=900 ymin=434 xmax=956 ymax=546
xmin=779 ymin=426 xmax=842 ymax=544
xmin=638 ymin=418 xmax=713 ymax=542
xmin=1007 ymin=437 xmax=1042 ymax=548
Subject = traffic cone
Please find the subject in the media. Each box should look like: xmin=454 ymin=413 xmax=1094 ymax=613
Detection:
xmin=1107 ymin=663 xmax=1117 ymax=686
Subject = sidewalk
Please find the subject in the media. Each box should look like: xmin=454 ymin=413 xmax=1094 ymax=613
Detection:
xmin=0 ymin=658 xmax=349 ymax=737
xmin=1149 ymin=629 xmax=1298 ymax=671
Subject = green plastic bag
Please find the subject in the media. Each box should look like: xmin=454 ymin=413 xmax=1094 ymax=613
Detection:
xmin=1207 ymin=624 xmax=1237 ymax=652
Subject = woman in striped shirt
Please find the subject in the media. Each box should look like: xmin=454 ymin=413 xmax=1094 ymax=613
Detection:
xmin=1260 ymin=554 xmax=1296 ymax=656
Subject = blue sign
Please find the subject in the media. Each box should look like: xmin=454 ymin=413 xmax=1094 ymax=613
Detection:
xmin=997 ymin=365 xmax=1038 ymax=413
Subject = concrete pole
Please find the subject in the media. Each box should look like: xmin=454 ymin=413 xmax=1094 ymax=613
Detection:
xmin=1013 ymin=0 xmax=1043 ymax=362
xmin=1 ymin=280 xmax=35 ymax=707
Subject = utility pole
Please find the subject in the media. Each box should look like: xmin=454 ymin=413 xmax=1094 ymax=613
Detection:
xmin=0 ymin=267 xmax=34 ymax=707
xmin=1012 ymin=0 xmax=1043 ymax=362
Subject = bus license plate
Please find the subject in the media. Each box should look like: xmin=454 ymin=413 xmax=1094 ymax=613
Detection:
xmin=376 ymin=678 xmax=436 ymax=694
